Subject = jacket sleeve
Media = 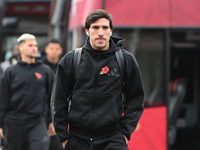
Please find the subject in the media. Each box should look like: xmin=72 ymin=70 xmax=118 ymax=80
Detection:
xmin=46 ymin=68 xmax=55 ymax=126
xmin=119 ymin=53 xmax=144 ymax=140
xmin=51 ymin=53 xmax=73 ymax=142
xmin=0 ymin=70 xmax=11 ymax=128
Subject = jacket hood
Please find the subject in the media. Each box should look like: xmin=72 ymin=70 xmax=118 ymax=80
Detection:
xmin=17 ymin=56 xmax=42 ymax=66
xmin=83 ymin=36 xmax=125 ymax=57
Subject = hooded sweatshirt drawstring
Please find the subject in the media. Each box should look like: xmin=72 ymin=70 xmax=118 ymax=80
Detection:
xmin=90 ymin=139 xmax=93 ymax=150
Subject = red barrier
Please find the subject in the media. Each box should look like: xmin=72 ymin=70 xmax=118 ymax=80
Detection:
xmin=128 ymin=106 xmax=167 ymax=150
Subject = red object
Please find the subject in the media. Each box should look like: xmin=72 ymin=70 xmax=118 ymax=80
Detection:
xmin=169 ymin=77 xmax=186 ymax=93
xmin=35 ymin=72 xmax=42 ymax=79
xmin=102 ymin=66 xmax=109 ymax=74
xmin=68 ymin=0 xmax=103 ymax=29
xmin=5 ymin=2 xmax=50 ymax=16
xmin=128 ymin=106 xmax=167 ymax=150
xmin=69 ymin=0 xmax=200 ymax=29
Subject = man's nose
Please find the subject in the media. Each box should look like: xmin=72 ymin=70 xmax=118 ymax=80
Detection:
xmin=33 ymin=46 xmax=38 ymax=51
xmin=98 ymin=28 xmax=104 ymax=36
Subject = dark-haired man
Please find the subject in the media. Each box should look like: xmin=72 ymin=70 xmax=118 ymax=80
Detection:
xmin=42 ymin=39 xmax=63 ymax=150
xmin=51 ymin=9 xmax=144 ymax=150
xmin=0 ymin=33 xmax=54 ymax=150
xmin=42 ymin=39 xmax=63 ymax=74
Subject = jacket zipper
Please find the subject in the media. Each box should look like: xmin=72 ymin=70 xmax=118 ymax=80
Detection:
xmin=91 ymin=52 xmax=101 ymax=141
xmin=21 ymin=65 xmax=31 ymax=125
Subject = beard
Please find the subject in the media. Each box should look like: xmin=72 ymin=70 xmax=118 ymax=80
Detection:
xmin=25 ymin=53 xmax=36 ymax=59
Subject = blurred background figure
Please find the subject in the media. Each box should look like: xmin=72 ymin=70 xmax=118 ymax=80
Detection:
xmin=42 ymin=39 xmax=63 ymax=74
xmin=0 ymin=42 xmax=20 ymax=72
xmin=42 ymin=39 xmax=63 ymax=150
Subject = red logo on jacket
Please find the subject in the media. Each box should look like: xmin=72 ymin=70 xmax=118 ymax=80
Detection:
xmin=35 ymin=72 xmax=42 ymax=79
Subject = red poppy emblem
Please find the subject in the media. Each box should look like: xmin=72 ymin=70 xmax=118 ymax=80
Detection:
xmin=100 ymin=66 xmax=110 ymax=75
xmin=102 ymin=66 xmax=109 ymax=74
xmin=35 ymin=72 xmax=42 ymax=79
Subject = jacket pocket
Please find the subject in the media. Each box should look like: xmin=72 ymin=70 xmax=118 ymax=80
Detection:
xmin=67 ymin=93 xmax=119 ymax=135
xmin=93 ymin=94 xmax=118 ymax=134
xmin=67 ymin=93 xmax=93 ymax=131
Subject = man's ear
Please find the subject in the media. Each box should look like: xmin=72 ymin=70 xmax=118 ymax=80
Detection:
xmin=85 ymin=29 xmax=89 ymax=36
xmin=19 ymin=45 xmax=23 ymax=51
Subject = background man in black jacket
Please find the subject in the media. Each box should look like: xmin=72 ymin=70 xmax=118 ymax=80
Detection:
xmin=42 ymin=39 xmax=63 ymax=74
xmin=0 ymin=33 xmax=54 ymax=150
xmin=51 ymin=9 xmax=144 ymax=150
xmin=42 ymin=39 xmax=63 ymax=150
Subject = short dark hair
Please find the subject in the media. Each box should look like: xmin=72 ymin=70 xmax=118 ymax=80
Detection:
xmin=85 ymin=9 xmax=113 ymax=30
xmin=47 ymin=39 xmax=61 ymax=45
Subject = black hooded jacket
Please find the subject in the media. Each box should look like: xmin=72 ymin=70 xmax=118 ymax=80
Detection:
xmin=51 ymin=36 xmax=144 ymax=142
xmin=0 ymin=58 xmax=54 ymax=128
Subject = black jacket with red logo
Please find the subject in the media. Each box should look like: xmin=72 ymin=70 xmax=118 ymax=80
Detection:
xmin=51 ymin=36 xmax=144 ymax=142
xmin=0 ymin=58 xmax=54 ymax=128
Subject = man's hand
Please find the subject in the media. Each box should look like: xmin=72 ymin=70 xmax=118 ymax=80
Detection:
xmin=123 ymin=135 xmax=128 ymax=145
xmin=62 ymin=140 xmax=68 ymax=149
xmin=48 ymin=122 xmax=56 ymax=136
xmin=0 ymin=128 xmax=4 ymax=139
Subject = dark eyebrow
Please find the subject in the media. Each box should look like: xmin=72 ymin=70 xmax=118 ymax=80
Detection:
xmin=28 ymin=44 xmax=38 ymax=47
xmin=91 ymin=25 xmax=109 ymax=29
xmin=91 ymin=25 xmax=99 ymax=29
xmin=102 ymin=25 xmax=109 ymax=29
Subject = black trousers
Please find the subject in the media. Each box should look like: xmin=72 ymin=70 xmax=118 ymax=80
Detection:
xmin=49 ymin=135 xmax=63 ymax=150
xmin=65 ymin=131 xmax=128 ymax=150
xmin=3 ymin=120 xmax=50 ymax=150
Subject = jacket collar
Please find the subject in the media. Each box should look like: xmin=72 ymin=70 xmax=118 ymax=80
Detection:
xmin=17 ymin=56 xmax=42 ymax=66
xmin=83 ymin=36 xmax=125 ymax=57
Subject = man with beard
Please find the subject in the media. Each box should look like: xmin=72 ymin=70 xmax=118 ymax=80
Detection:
xmin=0 ymin=33 xmax=54 ymax=150
xmin=51 ymin=9 xmax=144 ymax=150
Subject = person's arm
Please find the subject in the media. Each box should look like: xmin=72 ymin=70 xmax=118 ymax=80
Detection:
xmin=62 ymin=140 xmax=68 ymax=149
xmin=45 ymin=67 xmax=55 ymax=126
xmin=0 ymin=70 xmax=11 ymax=130
xmin=120 ymin=54 xmax=144 ymax=140
xmin=51 ymin=53 xmax=73 ymax=143
xmin=0 ymin=128 xmax=4 ymax=139
xmin=48 ymin=122 xmax=56 ymax=136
